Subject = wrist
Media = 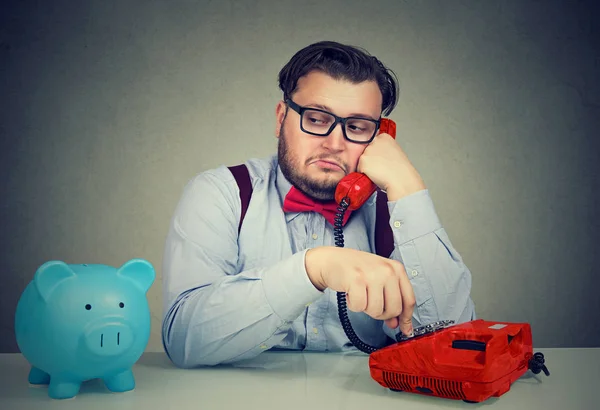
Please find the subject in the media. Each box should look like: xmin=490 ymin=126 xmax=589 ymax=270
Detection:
xmin=385 ymin=173 xmax=426 ymax=201
xmin=305 ymin=248 xmax=327 ymax=291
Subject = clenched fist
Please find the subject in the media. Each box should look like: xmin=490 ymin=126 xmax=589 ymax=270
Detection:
xmin=305 ymin=246 xmax=415 ymax=337
xmin=357 ymin=132 xmax=426 ymax=201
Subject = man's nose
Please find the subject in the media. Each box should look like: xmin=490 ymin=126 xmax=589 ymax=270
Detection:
xmin=322 ymin=123 xmax=345 ymax=150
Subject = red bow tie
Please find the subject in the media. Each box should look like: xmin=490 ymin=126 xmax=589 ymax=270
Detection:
xmin=282 ymin=186 xmax=352 ymax=226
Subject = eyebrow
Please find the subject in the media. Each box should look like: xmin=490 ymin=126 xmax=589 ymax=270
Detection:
xmin=305 ymin=103 xmax=378 ymax=120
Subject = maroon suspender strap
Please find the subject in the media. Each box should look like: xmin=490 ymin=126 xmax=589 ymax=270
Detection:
xmin=228 ymin=164 xmax=394 ymax=256
xmin=228 ymin=164 xmax=253 ymax=234
xmin=375 ymin=190 xmax=394 ymax=258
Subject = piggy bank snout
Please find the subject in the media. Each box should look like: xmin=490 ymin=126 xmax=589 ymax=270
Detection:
xmin=84 ymin=321 xmax=134 ymax=357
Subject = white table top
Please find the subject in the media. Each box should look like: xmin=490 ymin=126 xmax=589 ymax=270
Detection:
xmin=0 ymin=348 xmax=598 ymax=409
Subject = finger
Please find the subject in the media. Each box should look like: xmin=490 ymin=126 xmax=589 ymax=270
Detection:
xmin=396 ymin=269 xmax=416 ymax=336
xmin=346 ymin=280 xmax=367 ymax=313
xmin=380 ymin=276 xmax=403 ymax=321
xmin=384 ymin=317 xmax=399 ymax=329
xmin=364 ymin=281 xmax=384 ymax=318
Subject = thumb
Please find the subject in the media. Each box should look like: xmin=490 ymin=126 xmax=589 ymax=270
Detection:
xmin=398 ymin=317 xmax=414 ymax=337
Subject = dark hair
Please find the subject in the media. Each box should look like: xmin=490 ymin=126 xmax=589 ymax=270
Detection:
xmin=278 ymin=41 xmax=399 ymax=117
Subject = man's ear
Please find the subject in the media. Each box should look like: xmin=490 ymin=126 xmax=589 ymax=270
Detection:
xmin=275 ymin=100 xmax=287 ymax=138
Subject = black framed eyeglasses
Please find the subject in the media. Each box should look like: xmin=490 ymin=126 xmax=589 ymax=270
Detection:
xmin=285 ymin=99 xmax=381 ymax=144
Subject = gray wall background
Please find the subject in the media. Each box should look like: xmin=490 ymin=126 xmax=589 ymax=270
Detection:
xmin=1 ymin=0 xmax=598 ymax=354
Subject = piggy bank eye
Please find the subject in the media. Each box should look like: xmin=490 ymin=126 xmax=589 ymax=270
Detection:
xmin=119 ymin=302 xmax=125 ymax=308
xmin=85 ymin=304 xmax=92 ymax=310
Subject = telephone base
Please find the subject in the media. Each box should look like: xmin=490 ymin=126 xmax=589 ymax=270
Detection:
xmin=369 ymin=319 xmax=549 ymax=403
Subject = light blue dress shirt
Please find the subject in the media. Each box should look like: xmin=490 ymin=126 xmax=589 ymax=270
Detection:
xmin=161 ymin=154 xmax=476 ymax=367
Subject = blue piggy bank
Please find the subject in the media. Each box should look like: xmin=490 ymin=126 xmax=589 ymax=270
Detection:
xmin=14 ymin=258 xmax=155 ymax=399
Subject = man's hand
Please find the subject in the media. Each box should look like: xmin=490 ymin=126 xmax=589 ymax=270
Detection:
xmin=357 ymin=132 xmax=426 ymax=201
xmin=305 ymin=246 xmax=415 ymax=336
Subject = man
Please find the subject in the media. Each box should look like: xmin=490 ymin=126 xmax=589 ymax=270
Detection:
xmin=161 ymin=41 xmax=476 ymax=368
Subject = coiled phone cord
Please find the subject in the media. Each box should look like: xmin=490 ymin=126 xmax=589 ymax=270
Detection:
xmin=528 ymin=352 xmax=550 ymax=376
xmin=334 ymin=197 xmax=379 ymax=354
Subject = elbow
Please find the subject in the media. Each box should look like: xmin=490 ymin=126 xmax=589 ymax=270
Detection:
xmin=162 ymin=320 xmax=220 ymax=368
xmin=161 ymin=290 xmax=222 ymax=368
xmin=162 ymin=318 xmax=190 ymax=368
xmin=163 ymin=329 xmax=221 ymax=368
xmin=162 ymin=314 xmax=231 ymax=368
xmin=169 ymin=353 xmax=211 ymax=370
xmin=165 ymin=350 xmax=192 ymax=369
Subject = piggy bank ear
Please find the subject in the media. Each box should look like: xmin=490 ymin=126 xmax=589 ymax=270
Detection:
xmin=117 ymin=258 xmax=155 ymax=292
xmin=34 ymin=261 xmax=77 ymax=302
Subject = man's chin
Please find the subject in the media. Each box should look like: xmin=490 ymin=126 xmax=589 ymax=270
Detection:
xmin=308 ymin=175 xmax=342 ymax=189
xmin=301 ymin=179 xmax=339 ymax=200
xmin=308 ymin=166 xmax=345 ymax=179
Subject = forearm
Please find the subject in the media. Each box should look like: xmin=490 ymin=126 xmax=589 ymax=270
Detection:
xmin=387 ymin=190 xmax=476 ymax=326
xmin=162 ymin=249 xmax=323 ymax=367
xmin=398 ymin=228 xmax=475 ymax=323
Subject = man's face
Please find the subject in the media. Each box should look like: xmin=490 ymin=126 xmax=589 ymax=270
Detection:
xmin=275 ymin=70 xmax=382 ymax=201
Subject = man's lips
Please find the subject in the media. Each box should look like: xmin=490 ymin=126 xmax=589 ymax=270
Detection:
xmin=311 ymin=160 xmax=344 ymax=171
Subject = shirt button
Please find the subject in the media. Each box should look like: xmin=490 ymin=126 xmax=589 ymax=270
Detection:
xmin=394 ymin=220 xmax=402 ymax=228
xmin=312 ymin=233 xmax=318 ymax=240
xmin=411 ymin=270 xmax=418 ymax=277
xmin=312 ymin=327 xmax=318 ymax=334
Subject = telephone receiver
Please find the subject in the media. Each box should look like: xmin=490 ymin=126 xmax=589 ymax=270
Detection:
xmin=334 ymin=118 xmax=397 ymax=210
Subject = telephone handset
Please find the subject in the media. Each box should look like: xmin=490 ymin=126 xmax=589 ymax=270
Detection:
xmin=332 ymin=117 xmax=398 ymax=354
xmin=334 ymin=118 xmax=397 ymax=210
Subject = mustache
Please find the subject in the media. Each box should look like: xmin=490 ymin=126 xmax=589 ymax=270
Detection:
xmin=306 ymin=154 xmax=347 ymax=173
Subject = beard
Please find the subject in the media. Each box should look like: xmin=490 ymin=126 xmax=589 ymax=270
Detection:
xmin=277 ymin=126 xmax=346 ymax=201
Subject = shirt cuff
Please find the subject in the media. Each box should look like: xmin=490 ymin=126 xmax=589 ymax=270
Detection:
xmin=261 ymin=248 xmax=324 ymax=322
xmin=387 ymin=189 xmax=442 ymax=245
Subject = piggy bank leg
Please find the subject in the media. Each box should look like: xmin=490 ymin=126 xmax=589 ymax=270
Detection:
xmin=103 ymin=369 xmax=135 ymax=393
xmin=28 ymin=366 xmax=50 ymax=385
xmin=48 ymin=378 xmax=81 ymax=400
